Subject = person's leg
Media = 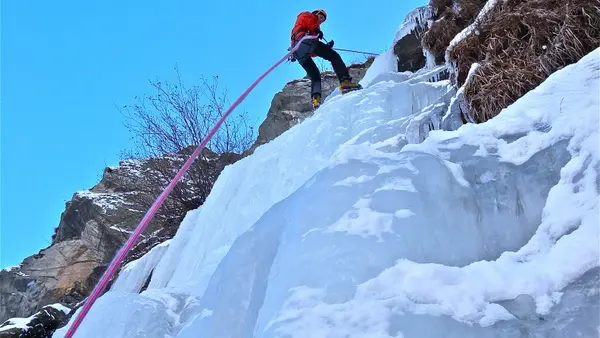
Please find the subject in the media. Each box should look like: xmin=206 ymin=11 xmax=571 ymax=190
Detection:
xmin=294 ymin=39 xmax=322 ymax=99
xmin=313 ymin=41 xmax=351 ymax=83
xmin=299 ymin=57 xmax=322 ymax=98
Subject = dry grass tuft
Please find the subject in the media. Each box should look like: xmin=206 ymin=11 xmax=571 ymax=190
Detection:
xmin=422 ymin=9 xmax=463 ymax=55
xmin=455 ymin=0 xmax=487 ymax=22
xmin=429 ymin=0 xmax=453 ymax=15
xmin=447 ymin=33 xmax=481 ymax=85
xmin=450 ymin=0 xmax=600 ymax=122
xmin=422 ymin=0 xmax=485 ymax=65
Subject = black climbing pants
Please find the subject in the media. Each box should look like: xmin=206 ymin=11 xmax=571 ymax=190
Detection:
xmin=293 ymin=39 xmax=351 ymax=97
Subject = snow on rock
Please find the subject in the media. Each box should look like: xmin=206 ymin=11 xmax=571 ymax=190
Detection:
xmin=48 ymin=304 xmax=71 ymax=315
xmin=261 ymin=47 xmax=599 ymax=338
xmin=1 ymin=304 xmax=70 ymax=337
xmin=0 ymin=316 xmax=32 ymax=333
xmin=0 ymin=266 xmax=20 ymax=273
xmin=54 ymin=36 xmax=598 ymax=338
xmin=74 ymin=190 xmax=135 ymax=213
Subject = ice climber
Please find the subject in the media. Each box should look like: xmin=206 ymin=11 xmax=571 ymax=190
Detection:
xmin=289 ymin=9 xmax=362 ymax=109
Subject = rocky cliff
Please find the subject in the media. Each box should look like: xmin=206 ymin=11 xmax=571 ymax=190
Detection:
xmin=0 ymin=148 xmax=239 ymax=324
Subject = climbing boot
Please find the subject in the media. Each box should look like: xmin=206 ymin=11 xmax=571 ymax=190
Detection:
xmin=311 ymin=94 xmax=321 ymax=109
xmin=339 ymin=80 xmax=362 ymax=94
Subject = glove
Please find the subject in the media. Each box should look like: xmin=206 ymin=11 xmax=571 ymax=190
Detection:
xmin=315 ymin=29 xmax=324 ymax=39
xmin=288 ymin=55 xmax=297 ymax=62
xmin=327 ymin=40 xmax=334 ymax=48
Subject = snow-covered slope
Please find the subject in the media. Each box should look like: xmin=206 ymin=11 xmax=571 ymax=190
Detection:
xmin=54 ymin=26 xmax=599 ymax=338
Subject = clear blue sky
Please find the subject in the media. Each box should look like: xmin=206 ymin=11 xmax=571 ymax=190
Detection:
xmin=1 ymin=0 xmax=426 ymax=268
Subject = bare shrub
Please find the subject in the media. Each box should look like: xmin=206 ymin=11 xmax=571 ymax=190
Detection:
xmin=120 ymin=64 xmax=255 ymax=158
xmin=112 ymin=64 xmax=250 ymax=241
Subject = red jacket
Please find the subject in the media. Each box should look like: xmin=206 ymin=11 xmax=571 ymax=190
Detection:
xmin=291 ymin=11 xmax=321 ymax=45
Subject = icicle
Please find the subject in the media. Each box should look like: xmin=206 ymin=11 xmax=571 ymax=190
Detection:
xmin=392 ymin=5 xmax=435 ymax=46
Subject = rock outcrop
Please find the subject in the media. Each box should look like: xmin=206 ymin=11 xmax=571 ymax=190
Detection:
xmin=392 ymin=6 xmax=436 ymax=72
xmin=247 ymin=60 xmax=372 ymax=155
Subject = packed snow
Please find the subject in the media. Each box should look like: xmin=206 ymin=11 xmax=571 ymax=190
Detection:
xmin=53 ymin=15 xmax=599 ymax=338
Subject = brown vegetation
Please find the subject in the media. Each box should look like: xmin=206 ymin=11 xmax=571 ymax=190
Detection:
xmin=422 ymin=0 xmax=486 ymax=63
xmin=449 ymin=0 xmax=600 ymax=122
xmin=430 ymin=0 xmax=452 ymax=15
xmin=422 ymin=9 xmax=462 ymax=55
xmin=456 ymin=0 xmax=487 ymax=22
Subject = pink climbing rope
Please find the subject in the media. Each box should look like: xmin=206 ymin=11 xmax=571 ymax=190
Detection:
xmin=63 ymin=34 xmax=319 ymax=338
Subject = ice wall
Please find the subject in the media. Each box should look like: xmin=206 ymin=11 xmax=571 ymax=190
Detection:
xmin=53 ymin=26 xmax=599 ymax=338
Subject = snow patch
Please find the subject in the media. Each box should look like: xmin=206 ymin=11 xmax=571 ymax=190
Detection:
xmin=49 ymin=303 xmax=71 ymax=314
xmin=333 ymin=175 xmax=374 ymax=187
xmin=326 ymin=198 xmax=396 ymax=241
xmin=75 ymin=190 xmax=134 ymax=212
xmin=0 ymin=316 xmax=34 ymax=333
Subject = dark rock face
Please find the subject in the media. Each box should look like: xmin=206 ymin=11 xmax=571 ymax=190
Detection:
xmin=394 ymin=29 xmax=427 ymax=72
xmin=247 ymin=61 xmax=371 ymax=155
xmin=392 ymin=6 xmax=435 ymax=72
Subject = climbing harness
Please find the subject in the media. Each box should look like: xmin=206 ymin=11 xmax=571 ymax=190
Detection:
xmin=63 ymin=34 xmax=320 ymax=338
